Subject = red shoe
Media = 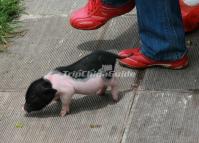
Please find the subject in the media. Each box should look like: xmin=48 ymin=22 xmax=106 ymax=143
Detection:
xmin=119 ymin=48 xmax=189 ymax=69
xmin=70 ymin=0 xmax=135 ymax=30
xmin=179 ymin=0 xmax=199 ymax=32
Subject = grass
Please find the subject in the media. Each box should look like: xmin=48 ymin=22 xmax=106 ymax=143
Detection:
xmin=0 ymin=0 xmax=24 ymax=49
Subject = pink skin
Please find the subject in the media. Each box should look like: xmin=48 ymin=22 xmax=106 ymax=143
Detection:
xmin=96 ymin=86 xmax=107 ymax=96
xmin=44 ymin=72 xmax=119 ymax=117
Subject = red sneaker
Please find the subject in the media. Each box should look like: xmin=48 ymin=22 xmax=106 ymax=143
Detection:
xmin=179 ymin=0 xmax=199 ymax=32
xmin=119 ymin=48 xmax=189 ymax=69
xmin=70 ymin=0 xmax=135 ymax=30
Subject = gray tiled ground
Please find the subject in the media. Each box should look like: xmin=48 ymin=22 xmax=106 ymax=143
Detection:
xmin=0 ymin=15 xmax=137 ymax=90
xmin=0 ymin=17 xmax=104 ymax=90
xmin=124 ymin=91 xmax=199 ymax=143
xmin=0 ymin=1 xmax=137 ymax=142
xmin=0 ymin=90 xmax=135 ymax=143
xmin=24 ymin=0 xmax=86 ymax=15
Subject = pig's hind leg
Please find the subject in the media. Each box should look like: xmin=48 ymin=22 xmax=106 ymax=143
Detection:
xmin=110 ymin=77 xmax=119 ymax=102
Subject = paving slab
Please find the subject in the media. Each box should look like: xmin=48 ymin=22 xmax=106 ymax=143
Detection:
xmin=124 ymin=90 xmax=199 ymax=143
xmin=140 ymin=31 xmax=199 ymax=90
xmin=0 ymin=16 xmax=104 ymax=90
xmin=0 ymin=90 xmax=135 ymax=143
xmin=24 ymin=0 xmax=86 ymax=16
xmin=24 ymin=0 xmax=136 ymax=17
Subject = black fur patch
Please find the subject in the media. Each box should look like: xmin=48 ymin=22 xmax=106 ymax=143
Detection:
xmin=55 ymin=50 xmax=119 ymax=79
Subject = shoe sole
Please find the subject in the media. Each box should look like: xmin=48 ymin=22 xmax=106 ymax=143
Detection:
xmin=119 ymin=60 xmax=189 ymax=70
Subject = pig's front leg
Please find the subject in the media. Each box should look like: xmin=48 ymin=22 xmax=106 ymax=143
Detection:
xmin=60 ymin=104 xmax=70 ymax=117
xmin=59 ymin=88 xmax=74 ymax=117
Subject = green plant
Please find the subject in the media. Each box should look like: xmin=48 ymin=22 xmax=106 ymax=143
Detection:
xmin=0 ymin=0 xmax=24 ymax=45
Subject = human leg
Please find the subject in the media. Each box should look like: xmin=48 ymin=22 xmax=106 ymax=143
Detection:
xmin=119 ymin=0 xmax=188 ymax=69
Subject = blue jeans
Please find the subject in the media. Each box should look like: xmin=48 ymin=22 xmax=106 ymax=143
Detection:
xmin=103 ymin=0 xmax=187 ymax=61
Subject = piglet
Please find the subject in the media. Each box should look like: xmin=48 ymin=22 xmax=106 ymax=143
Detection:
xmin=24 ymin=50 xmax=131 ymax=117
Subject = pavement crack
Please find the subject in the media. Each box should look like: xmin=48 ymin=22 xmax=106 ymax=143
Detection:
xmin=120 ymin=69 xmax=146 ymax=143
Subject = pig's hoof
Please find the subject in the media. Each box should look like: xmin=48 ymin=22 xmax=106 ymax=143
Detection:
xmin=60 ymin=110 xmax=70 ymax=117
xmin=60 ymin=111 xmax=69 ymax=117
xmin=60 ymin=112 xmax=66 ymax=117
xmin=112 ymin=96 xmax=119 ymax=102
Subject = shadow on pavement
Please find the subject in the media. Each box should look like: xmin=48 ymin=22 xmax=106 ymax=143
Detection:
xmin=77 ymin=23 xmax=140 ymax=51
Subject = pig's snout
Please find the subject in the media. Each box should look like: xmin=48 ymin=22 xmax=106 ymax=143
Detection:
xmin=23 ymin=103 xmax=31 ymax=113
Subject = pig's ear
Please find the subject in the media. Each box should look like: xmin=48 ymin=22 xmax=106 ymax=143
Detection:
xmin=41 ymin=88 xmax=57 ymax=103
